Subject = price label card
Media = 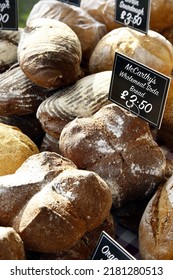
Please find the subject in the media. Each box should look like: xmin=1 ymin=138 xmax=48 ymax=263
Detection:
xmin=59 ymin=0 xmax=81 ymax=6
xmin=0 ymin=0 xmax=18 ymax=30
xmin=91 ymin=231 xmax=135 ymax=260
xmin=115 ymin=0 xmax=151 ymax=34
xmin=108 ymin=53 xmax=171 ymax=129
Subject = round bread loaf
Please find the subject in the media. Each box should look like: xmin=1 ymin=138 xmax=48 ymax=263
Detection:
xmin=0 ymin=227 xmax=25 ymax=260
xmin=0 ymin=123 xmax=39 ymax=176
xmin=89 ymin=27 xmax=173 ymax=76
xmin=59 ymin=104 xmax=166 ymax=208
xmin=139 ymin=175 xmax=173 ymax=259
xmin=36 ymin=71 xmax=112 ymax=139
xmin=26 ymin=0 xmax=107 ymax=62
xmin=0 ymin=151 xmax=112 ymax=253
xmin=18 ymin=18 xmax=82 ymax=89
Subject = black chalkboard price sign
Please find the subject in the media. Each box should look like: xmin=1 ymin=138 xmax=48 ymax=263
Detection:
xmin=109 ymin=53 xmax=171 ymax=129
xmin=115 ymin=0 xmax=151 ymax=34
xmin=59 ymin=0 xmax=81 ymax=6
xmin=0 ymin=0 xmax=18 ymax=30
xmin=91 ymin=231 xmax=135 ymax=260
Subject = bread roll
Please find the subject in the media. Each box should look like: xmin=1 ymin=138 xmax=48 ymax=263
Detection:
xmin=89 ymin=27 xmax=173 ymax=76
xmin=0 ymin=123 xmax=39 ymax=176
xmin=0 ymin=227 xmax=25 ymax=260
xmin=0 ymin=151 xmax=112 ymax=253
xmin=139 ymin=175 xmax=173 ymax=259
xmin=18 ymin=18 xmax=82 ymax=89
xmin=59 ymin=104 xmax=166 ymax=208
xmin=36 ymin=71 xmax=112 ymax=139
xmin=26 ymin=0 xmax=107 ymax=61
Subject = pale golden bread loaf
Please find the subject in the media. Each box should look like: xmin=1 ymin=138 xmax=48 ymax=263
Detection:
xmin=0 ymin=123 xmax=39 ymax=176
xmin=89 ymin=27 xmax=173 ymax=76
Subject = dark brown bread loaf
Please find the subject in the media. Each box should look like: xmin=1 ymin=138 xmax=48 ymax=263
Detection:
xmin=0 ymin=64 xmax=53 ymax=116
xmin=0 ymin=151 xmax=112 ymax=253
xmin=59 ymin=104 xmax=166 ymax=208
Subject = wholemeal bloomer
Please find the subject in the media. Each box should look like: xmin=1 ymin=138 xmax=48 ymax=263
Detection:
xmin=0 ymin=151 xmax=112 ymax=253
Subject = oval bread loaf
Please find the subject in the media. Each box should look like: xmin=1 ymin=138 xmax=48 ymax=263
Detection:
xmin=18 ymin=18 xmax=82 ymax=89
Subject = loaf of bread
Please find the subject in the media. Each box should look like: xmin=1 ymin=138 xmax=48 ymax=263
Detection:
xmin=0 ymin=151 xmax=112 ymax=253
xmin=0 ymin=64 xmax=52 ymax=116
xmin=18 ymin=18 xmax=82 ymax=89
xmin=81 ymin=0 xmax=121 ymax=31
xmin=0 ymin=114 xmax=45 ymax=148
xmin=0 ymin=227 xmax=25 ymax=260
xmin=139 ymin=175 xmax=173 ymax=259
xmin=0 ymin=29 xmax=22 ymax=73
xmin=36 ymin=71 xmax=112 ymax=139
xmin=37 ymin=213 xmax=116 ymax=260
xmin=59 ymin=104 xmax=166 ymax=208
xmin=26 ymin=0 xmax=107 ymax=62
xmin=89 ymin=27 xmax=173 ymax=76
xmin=0 ymin=123 xmax=39 ymax=176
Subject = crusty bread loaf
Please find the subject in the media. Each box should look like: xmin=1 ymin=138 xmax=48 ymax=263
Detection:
xmin=0 ymin=227 xmax=25 ymax=260
xmin=36 ymin=213 xmax=116 ymax=260
xmin=26 ymin=0 xmax=107 ymax=62
xmin=89 ymin=27 xmax=173 ymax=76
xmin=0 ymin=151 xmax=112 ymax=253
xmin=59 ymin=104 xmax=166 ymax=208
xmin=0 ymin=29 xmax=22 ymax=73
xmin=0 ymin=64 xmax=52 ymax=116
xmin=36 ymin=71 xmax=112 ymax=139
xmin=0 ymin=114 xmax=45 ymax=148
xmin=0 ymin=123 xmax=39 ymax=176
xmin=139 ymin=175 xmax=173 ymax=259
xmin=18 ymin=18 xmax=82 ymax=89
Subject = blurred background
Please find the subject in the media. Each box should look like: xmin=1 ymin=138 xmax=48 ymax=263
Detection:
xmin=18 ymin=0 xmax=39 ymax=27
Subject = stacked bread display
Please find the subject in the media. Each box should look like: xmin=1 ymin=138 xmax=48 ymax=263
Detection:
xmin=1 ymin=0 xmax=173 ymax=260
